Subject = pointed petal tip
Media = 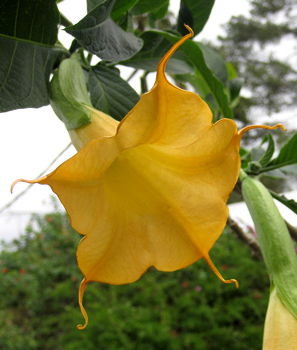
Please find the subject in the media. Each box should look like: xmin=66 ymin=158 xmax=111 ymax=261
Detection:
xmin=77 ymin=278 xmax=89 ymax=331
xmin=156 ymin=25 xmax=194 ymax=80
xmin=203 ymin=254 xmax=239 ymax=288
xmin=10 ymin=176 xmax=47 ymax=193
xmin=10 ymin=179 xmax=21 ymax=193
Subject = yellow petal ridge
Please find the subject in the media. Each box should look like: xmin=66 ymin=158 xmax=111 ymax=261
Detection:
xmin=76 ymin=278 xmax=89 ymax=330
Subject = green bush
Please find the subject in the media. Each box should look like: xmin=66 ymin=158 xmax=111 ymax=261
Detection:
xmin=0 ymin=212 xmax=268 ymax=350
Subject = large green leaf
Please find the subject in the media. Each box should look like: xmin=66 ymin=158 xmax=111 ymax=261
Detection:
xmin=50 ymin=55 xmax=92 ymax=130
xmin=0 ymin=37 xmax=63 ymax=112
xmin=159 ymin=31 xmax=233 ymax=118
xmin=0 ymin=0 xmax=59 ymax=45
xmin=198 ymin=43 xmax=228 ymax=83
xmin=262 ymin=133 xmax=297 ymax=172
xmin=0 ymin=0 xmax=61 ymax=112
xmin=88 ymin=64 xmax=139 ymax=121
xmin=65 ymin=0 xmax=143 ymax=62
xmin=121 ymin=31 xmax=193 ymax=74
xmin=177 ymin=0 xmax=215 ymax=36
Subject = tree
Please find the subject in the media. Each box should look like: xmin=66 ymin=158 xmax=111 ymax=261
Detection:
xmin=218 ymin=0 xmax=297 ymax=122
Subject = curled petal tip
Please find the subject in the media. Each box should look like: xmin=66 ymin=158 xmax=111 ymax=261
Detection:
xmin=231 ymin=279 xmax=239 ymax=288
xmin=11 ymin=175 xmax=48 ymax=193
xmin=77 ymin=278 xmax=89 ymax=331
xmin=76 ymin=322 xmax=87 ymax=331
xmin=238 ymin=123 xmax=286 ymax=138
xmin=10 ymin=179 xmax=24 ymax=193
xmin=203 ymin=254 xmax=239 ymax=288
xmin=275 ymin=123 xmax=287 ymax=131
xmin=157 ymin=24 xmax=194 ymax=79
xmin=183 ymin=24 xmax=194 ymax=37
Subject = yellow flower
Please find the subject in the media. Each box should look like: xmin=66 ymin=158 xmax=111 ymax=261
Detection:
xmin=12 ymin=25 xmax=284 ymax=329
xmin=263 ymin=288 xmax=297 ymax=349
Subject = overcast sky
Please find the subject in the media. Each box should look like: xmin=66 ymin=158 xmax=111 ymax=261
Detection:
xmin=1 ymin=0 xmax=296 ymax=241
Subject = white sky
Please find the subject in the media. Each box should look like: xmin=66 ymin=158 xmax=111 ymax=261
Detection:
xmin=0 ymin=0 xmax=296 ymax=241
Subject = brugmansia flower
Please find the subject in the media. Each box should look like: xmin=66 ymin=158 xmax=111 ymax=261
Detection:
xmin=263 ymin=288 xmax=297 ymax=349
xmin=12 ymin=25 xmax=284 ymax=329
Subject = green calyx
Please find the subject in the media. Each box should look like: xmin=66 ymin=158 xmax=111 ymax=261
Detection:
xmin=241 ymin=170 xmax=297 ymax=319
xmin=50 ymin=54 xmax=92 ymax=130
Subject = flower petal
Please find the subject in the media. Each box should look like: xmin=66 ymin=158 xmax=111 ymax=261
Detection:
xmin=263 ymin=288 xmax=297 ymax=349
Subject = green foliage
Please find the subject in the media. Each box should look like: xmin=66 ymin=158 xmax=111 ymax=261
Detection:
xmin=0 ymin=0 xmax=235 ymax=119
xmin=50 ymin=54 xmax=93 ymax=130
xmin=244 ymin=132 xmax=297 ymax=176
xmin=265 ymin=133 xmax=297 ymax=171
xmin=0 ymin=212 xmax=269 ymax=350
xmin=258 ymin=135 xmax=275 ymax=167
xmin=131 ymin=0 xmax=167 ymax=15
xmin=241 ymin=173 xmax=297 ymax=319
xmin=0 ymin=0 xmax=64 ymax=112
xmin=177 ymin=0 xmax=215 ymax=36
xmin=0 ymin=0 xmax=59 ymax=45
xmin=88 ymin=64 xmax=139 ymax=121
xmin=65 ymin=0 xmax=143 ymax=62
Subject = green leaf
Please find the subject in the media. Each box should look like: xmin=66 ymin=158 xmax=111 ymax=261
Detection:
xmin=66 ymin=0 xmax=143 ymax=62
xmin=88 ymin=64 xmax=139 ymax=121
xmin=88 ymin=0 xmax=139 ymax=20
xmin=159 ymin=31 xmax=233 ymax=118
xmin=198 ymin=43 xmax=228 ymax=83
xmin=226 ymin=63 xmax=237 ymax=80
xmin=149 ymin=0 xmax=169 ymax=20
xmin=49 ymin=55 xmax=92 ymax=130
xmin=177 ymin=0 xmax=215 ymax=36
xmin=0 ymin=0 xmax=61 ymax=112
xmin=270 ymin=191 xmax=297 ymax=216
xmin=131 ymin=0 xmax=165 ymax=15
xmin=111 ymin=0 xmax=139 ymax=21
xmin=259 ymin=134 xmax=275 ymax=166
xmin=0 ymin=37 xmax=64 ymax=112
xmin=121 ymin=31 xmax=193 ymax=74
xmin=263 ymin=133 xmax=297 ymax=171
xmin=87 ymin=0 xmax=106 ymax=12
xmin=0 ymin=0 xmax=59 ymax=45
xmin=228 ymin=78 xmax=243 ymax=103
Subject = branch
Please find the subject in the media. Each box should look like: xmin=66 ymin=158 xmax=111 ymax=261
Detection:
xmin=127 ymin=69 xmax=138 ymax=82
xmin=0 ymin=143 xmax=72 ymax=214
xmin=227 ymin=216 xmax=261 ymax=258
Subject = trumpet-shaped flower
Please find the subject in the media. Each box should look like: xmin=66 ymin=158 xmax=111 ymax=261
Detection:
xmin=12 ymin=25 xmax=284 ymax=329
xmin=263 ymin=288 xmax=297 ymax=349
